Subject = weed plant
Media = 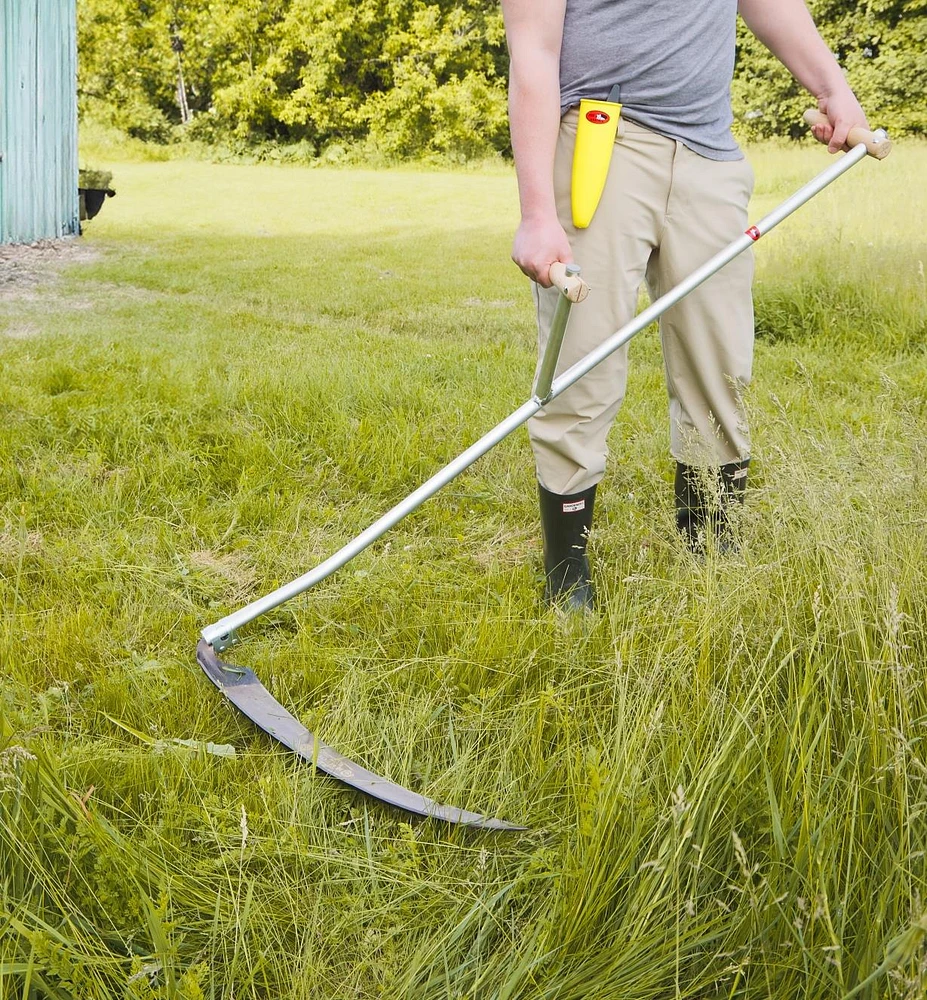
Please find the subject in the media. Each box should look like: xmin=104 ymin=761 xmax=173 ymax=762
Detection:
xmin=1 ymin=144 xmax=926 ymax=998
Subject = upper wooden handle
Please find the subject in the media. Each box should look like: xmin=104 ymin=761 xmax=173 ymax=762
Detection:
xmin=549 ymin=262 xmax=590 ymax=302
xmin=803 ymin=110 xmax=892 ymax=160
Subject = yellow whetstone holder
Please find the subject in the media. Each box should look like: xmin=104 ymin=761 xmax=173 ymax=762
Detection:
xmin=571 ymin=83 xmax=622 ymax=229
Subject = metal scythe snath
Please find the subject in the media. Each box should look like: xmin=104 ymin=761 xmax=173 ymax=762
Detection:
xmin=197 ymin=114 xmax=891 ymax=830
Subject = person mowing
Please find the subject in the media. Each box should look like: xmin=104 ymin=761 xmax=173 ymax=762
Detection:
xmin=500 ymin=0 xmax=871 ymax=610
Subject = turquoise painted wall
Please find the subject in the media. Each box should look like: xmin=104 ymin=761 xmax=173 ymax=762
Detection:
xmin=0 ymin=0 xmax=79 ymax=244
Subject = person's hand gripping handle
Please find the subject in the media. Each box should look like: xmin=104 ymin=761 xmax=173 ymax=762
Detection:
xmin=804 ymin=110 xmax=892 ymax=159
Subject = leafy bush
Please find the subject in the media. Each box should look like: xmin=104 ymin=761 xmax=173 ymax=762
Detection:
xmin=78 ymin=0 xmax=926 ymax=157
xmin=79 ymin=0 xmax=509 ymax=158
xmin=732 ymin=0 xmax=927 ymax=140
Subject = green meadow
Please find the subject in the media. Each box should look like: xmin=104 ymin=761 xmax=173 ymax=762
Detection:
xmin=1 ymin=141 xmax=926 ymax=998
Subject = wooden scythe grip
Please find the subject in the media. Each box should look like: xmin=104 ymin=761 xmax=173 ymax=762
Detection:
xmin=549 ymin=262 xmax=590 ymax=302
xmin=803 ymin=110 xmax=892 ymax=160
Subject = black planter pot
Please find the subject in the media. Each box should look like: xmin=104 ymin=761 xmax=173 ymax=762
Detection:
xmin=79 ymin=187 xmax=115 ymax=221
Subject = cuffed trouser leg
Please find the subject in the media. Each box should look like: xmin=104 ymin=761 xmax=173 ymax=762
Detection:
xmin=528 ymin=114 xmax=755 ymax=491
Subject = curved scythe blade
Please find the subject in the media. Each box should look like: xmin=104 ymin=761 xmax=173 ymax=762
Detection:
xmin=197 ymin=640 xmax=526 ymax=831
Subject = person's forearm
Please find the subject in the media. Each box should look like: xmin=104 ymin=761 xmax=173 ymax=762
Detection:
xmin=738 ymin=0 xmax=847 ymax=100
xmin=501 ymin=0 xmax=572 ymax=283
xmin=501 ymin=0 xmax=565 ymax=223
xmin=508 ymin=53 xmax=563 ymax=223
xmin=739 ymin=0 xmax=868 ymax=150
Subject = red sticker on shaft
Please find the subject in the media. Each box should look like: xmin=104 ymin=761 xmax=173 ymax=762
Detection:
xmin=746 ymin=226 xmax=761 ymax=241
xmin=585 ymin=110 xmax=611 ymax=124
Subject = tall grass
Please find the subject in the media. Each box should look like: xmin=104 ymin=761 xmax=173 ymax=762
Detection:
xmin=1 ymin=142 xmax=926 ymax=998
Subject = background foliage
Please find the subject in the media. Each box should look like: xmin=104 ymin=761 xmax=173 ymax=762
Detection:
xmin=78 ymin=0 xmax=510 ymax=158
xmin=77 ymin=0 xmax=927 ymax=158
xmin=733 ymin=0 xmax=927 ymax=140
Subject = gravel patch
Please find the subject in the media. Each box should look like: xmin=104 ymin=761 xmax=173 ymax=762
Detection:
xmin=0 ymin=238 xmax=101 ymax=300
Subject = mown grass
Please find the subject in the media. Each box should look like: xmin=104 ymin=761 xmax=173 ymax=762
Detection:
xmin=1 ymin=141 xmax=926 ymax=998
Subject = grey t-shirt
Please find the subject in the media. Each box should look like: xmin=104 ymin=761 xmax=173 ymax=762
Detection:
xmin=560 ymin=0 xmax=742 ymax=160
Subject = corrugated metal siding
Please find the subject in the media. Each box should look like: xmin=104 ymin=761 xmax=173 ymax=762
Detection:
xmin=0 ymin=0 xmax=79 ymax=244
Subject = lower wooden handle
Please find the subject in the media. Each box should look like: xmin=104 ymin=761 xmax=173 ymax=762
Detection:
xmin=803 ymin=110 xmax=892 ymax=160
xmin=549 ymin=262 xmax=590 ymax=302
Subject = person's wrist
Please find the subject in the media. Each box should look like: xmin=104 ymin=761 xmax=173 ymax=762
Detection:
xmin=520 ymin=205 xmax=559 ymax=225
xmin=814 ymin=73 xmax=853 ymax=104
xmin=521 ymin=209 xmax=560 ymax=229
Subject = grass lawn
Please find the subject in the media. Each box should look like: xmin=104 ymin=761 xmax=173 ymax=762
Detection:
xmin=1 ymin=141 xmax=926 ymax=998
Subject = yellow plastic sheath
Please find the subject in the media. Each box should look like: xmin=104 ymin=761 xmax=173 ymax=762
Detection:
xmin=571 ymin=98 xmax=622 ymax=229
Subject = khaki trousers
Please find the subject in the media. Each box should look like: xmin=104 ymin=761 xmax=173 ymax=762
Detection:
xmin=529 ymin=113 xmax=755 ymax=495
